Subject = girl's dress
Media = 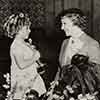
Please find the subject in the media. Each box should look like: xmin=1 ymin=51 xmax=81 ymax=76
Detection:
xmin=10 ymin=39 xmax=46 ymax=99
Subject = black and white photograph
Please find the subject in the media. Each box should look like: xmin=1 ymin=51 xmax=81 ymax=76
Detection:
xmin=0 ymin=0 xmax=100 ymax=100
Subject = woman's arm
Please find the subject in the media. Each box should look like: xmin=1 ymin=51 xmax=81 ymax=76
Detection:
xmin=59 ymin=39 xmax=69 ymax=67
xmin=88 ymin=42 xmax=100 ymax=64
xmin=13 ymin=48 xmax=40 ymax=70
xmin=80 ymin=41 xmax=100 ymax=64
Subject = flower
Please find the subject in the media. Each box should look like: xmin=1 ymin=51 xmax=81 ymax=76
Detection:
xmin=78 ymin=94 xmax=87 ymax=100
xmin=19 ymin=13 xmax=24 ymax=18
xmin=86 ymin=93 xmax=95 ymax=100
xmin=66 ymin=85 xmax=74 ymax=94
xmin=69 ymin=97 xmax=75 ymax=100
xmin=3 ymin=73 xmax=10 ymax=84
xmin=2 ymin=84 xmax=10 ymax=89
xmin=53 ymin=94 xmax=60 ymax=99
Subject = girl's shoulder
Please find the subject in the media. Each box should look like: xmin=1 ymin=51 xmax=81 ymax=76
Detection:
xmin=10 ymin=40 xmax=25 ymax=54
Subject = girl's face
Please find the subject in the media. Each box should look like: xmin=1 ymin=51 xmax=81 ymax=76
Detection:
xmin=18 ymin=25 xmax=31 ymax=39
xmin=61 ymin=16 xmax=74 ymax=36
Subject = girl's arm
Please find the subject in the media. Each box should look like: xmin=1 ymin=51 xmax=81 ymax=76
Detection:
xmin=13 ymin=48 xmax=40 ymax=70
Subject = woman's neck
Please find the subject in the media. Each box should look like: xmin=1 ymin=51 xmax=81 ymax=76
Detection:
xmin=71 ymin=26 xmax=84 ymax=39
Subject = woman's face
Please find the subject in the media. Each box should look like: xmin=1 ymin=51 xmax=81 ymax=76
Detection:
xmin=18 ymin=25 xmax=31 ymax=39
xmin=61 ymin=16 xmax=74 ymax=36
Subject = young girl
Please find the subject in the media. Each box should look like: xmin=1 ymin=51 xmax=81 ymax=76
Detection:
xmin=4 ymin=12 xmax=46 ymax=100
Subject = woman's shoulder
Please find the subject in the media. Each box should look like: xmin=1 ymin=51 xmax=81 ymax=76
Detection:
xmin=81 ymin=34 xmax=99 ymax=46
xmin=88 ymin=36 xmax=99 ymax=47
xmin=81 ymin=34 xmax=100 ymax=55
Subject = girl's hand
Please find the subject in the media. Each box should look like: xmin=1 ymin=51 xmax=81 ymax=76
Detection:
xmin=28 ymin=38 xmax=32 ymax=44
xmin=28 ymin=38 xmax=36 ymax=49
xmin=30 ymin=45 xmax=36 ymax=49
xmin=36 ymin=60 xmax=46 ymax=67
xmin=34 ymin=50 xmax=40 ymax=61
xmin=50 ymin=80 xmax=59 ymax=87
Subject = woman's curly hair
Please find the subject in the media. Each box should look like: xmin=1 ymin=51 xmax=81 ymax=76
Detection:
xmin=3 ymin=12 xmax=31 ymax=38
xmin=57 ymin=8 xmax=89 ymax=33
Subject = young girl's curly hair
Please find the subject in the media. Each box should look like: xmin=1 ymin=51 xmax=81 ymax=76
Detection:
xmin=3 ymin=12 xmax=31 ymax=38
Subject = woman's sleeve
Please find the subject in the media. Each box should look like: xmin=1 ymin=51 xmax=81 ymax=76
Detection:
xmin=88 ymin=42 xmax=100 ymax=64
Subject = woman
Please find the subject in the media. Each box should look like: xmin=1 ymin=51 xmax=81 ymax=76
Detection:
xmin=3 ymin=12 xmax=46 ymax=100
xmin=58 ymin=8 xmax=100 ymax=68
xmin=52 ymin=8 xmax=100 ymax=99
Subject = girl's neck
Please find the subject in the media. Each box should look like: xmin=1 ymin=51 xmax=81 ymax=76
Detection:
xmin=15 ymin=35 xmax=25 ymax=43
